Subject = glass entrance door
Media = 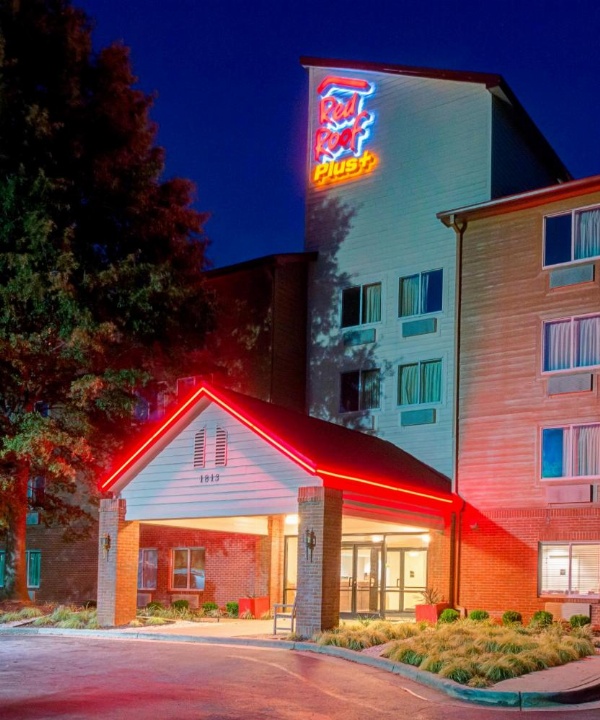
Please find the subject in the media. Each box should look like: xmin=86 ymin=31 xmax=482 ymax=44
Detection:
xmin=385 ymin=548 xmax=427 ymax=614
xmin=340 ymin=544 xmax=382 ymax=616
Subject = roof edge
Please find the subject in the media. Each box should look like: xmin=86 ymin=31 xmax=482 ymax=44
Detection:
xmin=300 ymin=56 xmax=503 ymax=87
xmin=438 ymin=174 xmax=600 ymax=226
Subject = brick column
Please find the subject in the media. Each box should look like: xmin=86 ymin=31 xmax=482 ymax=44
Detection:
xmin=268 ymin=515 xmax=285 ymax=607
xmin=97 ymin=498 xmax=139 ymax=627
xmin=296 ymin=486 xmax=343 ymax=638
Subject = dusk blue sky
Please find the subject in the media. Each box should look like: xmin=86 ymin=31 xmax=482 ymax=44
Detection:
xmin=78 ymin=0 xmax=600 ymax=268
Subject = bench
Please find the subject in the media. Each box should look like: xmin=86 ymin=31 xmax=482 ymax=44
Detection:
xmin=272 ymin=600 xmax=296 ymax=635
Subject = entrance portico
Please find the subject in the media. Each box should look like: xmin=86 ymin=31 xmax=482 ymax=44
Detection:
xmin=97 ymin=384 xmax=456 ymax=635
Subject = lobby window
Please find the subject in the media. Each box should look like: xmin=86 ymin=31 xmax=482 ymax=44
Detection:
xmin=544 ymin=314 xmax=600 ymax=372
xmin=398 ymin=359 xmax=442 ymax=406
xmin=541 ymin=423 xmax=600 ymax=479
xmin=340 ymin=369 xmax=380 ymax=413
xmin=138 ymin=548 xmax=158 ymax=591
xmin=399 ymin=269 xmax=443 ymax=317
xmin=171 ymin=548 xmax=205 ymax=590
xmin=341 ymin=283 xmax=381 ymax=328
xmin=26 ymin=550 xmax=41 ymax=589
xmin=544 ymin=207 xmax=600 ymax=267
xmin=540 ymin=543 xmax=600 ymax=596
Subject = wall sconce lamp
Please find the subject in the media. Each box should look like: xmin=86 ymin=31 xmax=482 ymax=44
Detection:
xmin=305 ymin=527 xmax=317 ymax=562
xmin=102 ymin=533 xmax=112 ymax=560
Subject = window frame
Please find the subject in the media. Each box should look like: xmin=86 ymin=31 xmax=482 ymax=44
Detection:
xmin=340 ymin=282 xmax=382 ymax=329
xmin=170 ymin=547 xmax=206 ymax=591
xmin=398 ymin=268 xmax=443 ymax=318
xmin=339 ymin=368 xmax=381 ymax=414
xmin=397 ymin=359 xmax=443 ymax=407
xmin=543 ymin=203 xmax=600 ymax=268
xmin=540 ymin=422 xmax=600 ymax=481
xmin=542 ymin=312 xmax=600 ymax=374
xmin=138 ymin=548 xmax=158 ymax=591
xmin=26 ymin=550 xmax=41 ymax=589
xmin=539 ymin=542 xmax=600 ymax=598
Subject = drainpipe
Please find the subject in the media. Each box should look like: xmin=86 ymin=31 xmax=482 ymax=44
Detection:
xmin=449 ymin=214 xmax=467 ymax=610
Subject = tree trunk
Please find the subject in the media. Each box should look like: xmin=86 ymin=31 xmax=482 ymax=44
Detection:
xmin=5 ymin=464 xmax=31 ymax=602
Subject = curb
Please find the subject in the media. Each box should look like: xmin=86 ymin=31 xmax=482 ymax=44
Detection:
xmin=2 ymin=626 xmax=599 ymax=708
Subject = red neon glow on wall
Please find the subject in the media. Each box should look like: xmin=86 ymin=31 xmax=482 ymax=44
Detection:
xmin=100 ymin=385 xmax=455 ymax=517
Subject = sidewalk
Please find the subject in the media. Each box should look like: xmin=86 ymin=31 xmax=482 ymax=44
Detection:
xmin=4 ymin=618 xmax=600 ymax=709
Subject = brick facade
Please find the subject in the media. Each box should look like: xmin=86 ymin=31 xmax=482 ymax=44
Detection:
xmin=138 ymin=524 xmax=273 ymax=608
xmin=97 ymin=498 xmax=139 ymax=627
xmin=458 ymin=506 xmax=600 ymax=623
xmin=26 ymin=522 xmax=98 ymax=604
xmin=296 ymin=486 xmax=343 ymax=637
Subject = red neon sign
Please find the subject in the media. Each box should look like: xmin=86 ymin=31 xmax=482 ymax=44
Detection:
xmin=312 ymin=75 xmax=378 ymax=187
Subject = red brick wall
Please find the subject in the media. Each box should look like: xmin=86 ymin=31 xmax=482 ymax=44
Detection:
xmin=139 ymin=525 xmax=269 ymax=607
xmin=459 ymin=505 xmax=600 ymax=622
xmin=26 ymin=522 xmax=98 ymax=605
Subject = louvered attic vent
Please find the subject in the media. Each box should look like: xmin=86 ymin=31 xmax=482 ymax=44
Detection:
xmin=193 ymin=428 xmax=206 ymax=468
xmin=215 ymin=427 xmax=228 ymax=466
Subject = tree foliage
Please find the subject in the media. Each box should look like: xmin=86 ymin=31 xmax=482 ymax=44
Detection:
xmin=0 ymin=0 xmax=213 ymax=598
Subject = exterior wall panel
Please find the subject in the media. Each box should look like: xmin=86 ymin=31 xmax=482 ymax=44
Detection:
xmin=305 ymin=68 xmax=494 ymax=478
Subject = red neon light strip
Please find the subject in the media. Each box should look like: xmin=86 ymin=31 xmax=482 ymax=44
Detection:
xmin=100 ymin=386 xmax=210 ymax=490
xmin=317 ymin=75 xmax=371 ymax=95
xmin=200 ymin=388 xmax=316 ymax=475
xmin=319 ymin=468 xmax=453 ymax=505
xmin=101 ymin=385 xmax=455 ymax=509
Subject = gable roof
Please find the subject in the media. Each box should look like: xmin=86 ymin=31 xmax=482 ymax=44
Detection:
xmin=100 ymin=383 xmax=455 ymax=510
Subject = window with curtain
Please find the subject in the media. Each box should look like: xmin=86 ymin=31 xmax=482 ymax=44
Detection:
xmin=341 ymin=282 xmax=381 ymax=327
xmin=398 ymin=359 xmax=442 ymax=406
xmin=339 ymin=369 xmax=381 ymax=412
xmin=171 ymin=548 xmax=205 ymax=590
xmin=26 ymin=550 xmax=41 ymax=589
xmin=138 ymin=548 xmax=158 ymax=590
xmin=544 ymin=314 xmax=600 ymax=371
xmin=542 ymin=423 xmax=600 ymax=479
xmin=544 ymin=206 xmax=600 ymax=266
xmin=540 ymin=543 xmax=600 ymax=596
xmin=398 ymin=269 xmax=443 ymax=317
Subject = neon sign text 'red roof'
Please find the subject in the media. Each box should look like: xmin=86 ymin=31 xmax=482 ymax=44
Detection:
xmin=312 ymin=75 xmax=379 ymax=187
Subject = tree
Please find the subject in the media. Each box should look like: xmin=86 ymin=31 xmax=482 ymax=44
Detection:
xmin=0 ymin=0 xmax=213 ymax=599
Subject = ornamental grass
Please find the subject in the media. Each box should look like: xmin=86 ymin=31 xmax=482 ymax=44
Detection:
xmin=381 ymin=619 xmax=595 ymax=687
xmin=316 ymin=618 xmax=595 ymax=688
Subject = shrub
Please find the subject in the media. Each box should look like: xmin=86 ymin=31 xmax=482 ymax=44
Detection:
xmin=202 ymin=601 xmax=219 ymax=613
xmin=226 ymin=601 xmax=239 ymax=617
xmin=570 ymin=614 xmax=591 ymax=628
xmin=438 ymin=608 xmax=460 ymax=624
xmin=530 ymin=610 xmax=553 ymax=628
xmin=469 ymin=609 xmax=489 ymax=622
xmin=502 ymin=610 xmax=522 ymax=625
xmin=146 ymin=601 xmax=164 ymax=612
xmin=171 ymin=599 xmax=189 ymax=611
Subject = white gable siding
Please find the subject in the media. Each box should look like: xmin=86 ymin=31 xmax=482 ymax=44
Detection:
xmin=306 ymin=68 xmax=493 ymax=478
xmin=121 ymin=403 xmax=320 ymax=521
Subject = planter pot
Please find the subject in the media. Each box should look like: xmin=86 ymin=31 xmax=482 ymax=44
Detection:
xmin=238 ymin=596 xmax=270 ymax=618
xmin=415 ymin=602 xmax=449 ymax=623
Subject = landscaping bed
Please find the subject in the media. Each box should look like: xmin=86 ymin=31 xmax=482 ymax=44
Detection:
xmin=316 ymin=617 xmax=599 ymax=688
